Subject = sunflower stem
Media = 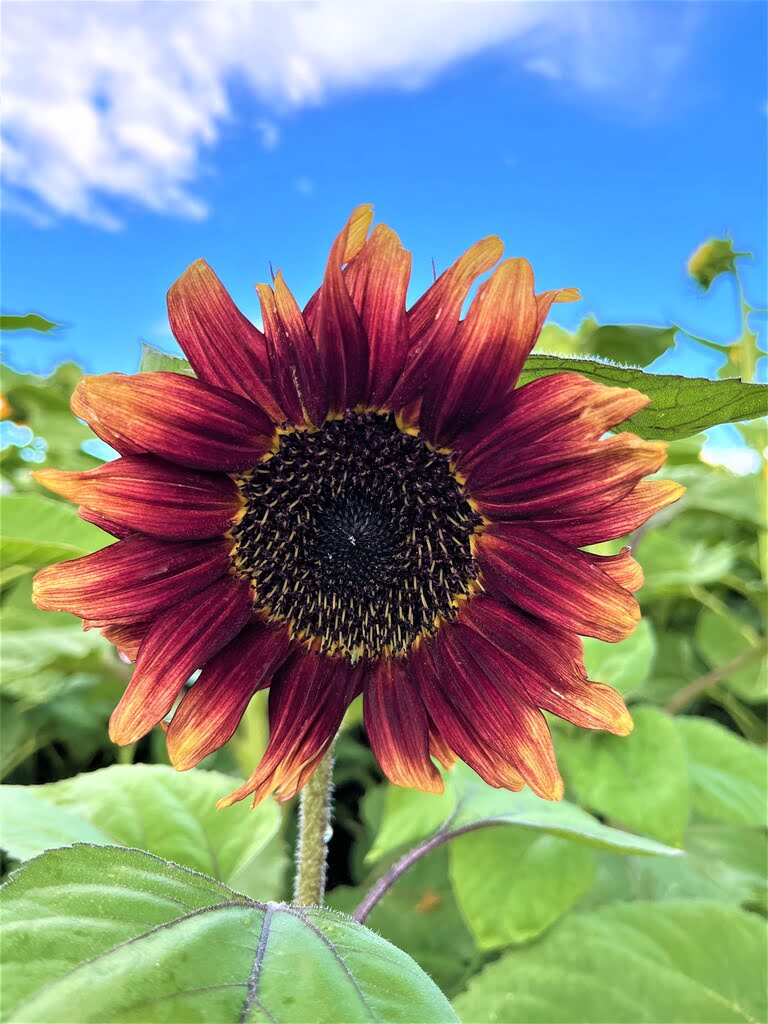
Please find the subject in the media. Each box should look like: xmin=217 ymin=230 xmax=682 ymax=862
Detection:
xmin=293 ymin=743 xmax=336 ymax=906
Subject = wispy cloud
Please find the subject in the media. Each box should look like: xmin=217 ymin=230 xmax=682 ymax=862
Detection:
xmin=1 ymin=1 xmax=699 ymax=229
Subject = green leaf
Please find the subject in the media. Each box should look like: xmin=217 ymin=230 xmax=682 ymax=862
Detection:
xmin=369 ymin=763 xmax=681 ymax=865
xmin=675 ymin=716 xmax=767 ymax=827
xmin=670 ymin=464 xmax=766 ymax=528
xmin=1 ymin=362 xmax=102 ymax=479
xmin=518 ymin=354 xmax=768 ymax=440
xmin=637 ymin=529 xmax=736 ymax=599
xmin=536 ymin=316 xmax=677 ymax=367
xmin=0 ymin=313 xmax=59 ymax=333
xmin=583 ymin=825 xmax=767 ymax=912
xmin=0 ymin=764 xmax=279 ymax=891
xmin=449 ymin=826 xmax=596 ymax=949
xmin=139 ymin=342 xmax=194 ymax=375
xmin=581 ymin=618 xmax=656 ymax=697
xmin=687 ymin=237 xmax=748 ymax=291
xmin=452 ymin=900 xmax=766 ymax=1023
xmin=368 ymin=785 xmax=455 ymax=862
xmin=1 ymin=845 xmax=458 ymax=1023
xmin=558 ymin=705 xmax=689 ymax=845
xmin=695 ymin=607 xmax=767 ymax=703
xmin=330 ymin=847 xmax=480 ymax=999
xmin=0 ymin=494 xmax=105 ymax=578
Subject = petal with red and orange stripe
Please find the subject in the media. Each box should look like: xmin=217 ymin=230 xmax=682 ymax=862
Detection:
xmin=436 ymin=624 xmax=564 ymax=800
xmin=420 ymin=258 xmax=539 ymax=445
xmin=256 ymin=273 xmax=328 ymax=427
xmin=78 ymin=506 xmax=134 ymax=540
xmin=109 ymin=575 xmax=253 ymax=746
xmin=543 ymin=479 xmax=686 ymax=547
xmin=311 ymin=205 xmax=374 ymax=413
xmin=390 ymin=236 xmax=504 ymax=411
xmin=468 ymin=434 xmax=668 ymax=521
xmin=32 ymin=536 xmax=231 ymax=623
xmin=218 ymin=650 xmax=363 ymax=808
xmin=455 ymin=373 xmax=650 ymax=472
xmin=167 ymin=259 xmax=282 ymax=421
xmin=345 ymin=224 xmax=412 ymax=409
xmin=72 ymin=373 xmax=275 ymax=472
xmin=35 ymin=455 xmax=242 ymax=541
xmin=90 ymin=620 xmax=150 ymax=663
xmin=363 ymin=657 xmax=443 ymax=793
xmin=167 ymin=621 xmax=292 ymax=770
xmin=410 ymin=640 xmax=526 ymax=793
xmin=459 ymin=596 xmax=633 ymax=737
xmin=475 ymin=523 xmax=640 ymax=643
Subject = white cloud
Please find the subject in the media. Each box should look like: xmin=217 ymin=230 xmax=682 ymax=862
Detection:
xmin=1 ymin=1 xmax=699 ymax=228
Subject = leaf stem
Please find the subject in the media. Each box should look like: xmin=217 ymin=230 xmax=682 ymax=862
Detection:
xmin=293 ymin=742 xmax=336 ymax=906
xmin=664 ymin=638 xmax=767 ymax=714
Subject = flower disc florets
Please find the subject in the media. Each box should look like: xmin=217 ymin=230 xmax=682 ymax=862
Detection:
xmin=232 ymin=411 xmax=482 ymax=662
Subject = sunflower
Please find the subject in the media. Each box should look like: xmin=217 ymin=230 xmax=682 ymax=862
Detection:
xmin=33 ymin=205 xmax=683 ymax=808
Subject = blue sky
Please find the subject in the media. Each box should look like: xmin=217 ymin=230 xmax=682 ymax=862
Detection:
xmin=1 ymin=1 xmax=765 ymax=385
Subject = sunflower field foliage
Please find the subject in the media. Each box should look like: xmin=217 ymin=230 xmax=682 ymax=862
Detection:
xmin=0 ymin=236 xmax=766 ymax=1024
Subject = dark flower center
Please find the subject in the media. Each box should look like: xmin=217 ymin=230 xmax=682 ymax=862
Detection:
xmin=232 ymin=411 xmax=482 ymax=661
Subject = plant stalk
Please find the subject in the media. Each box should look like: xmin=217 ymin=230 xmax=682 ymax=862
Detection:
xmin=293 ymin=743 xmax=336 ymax=906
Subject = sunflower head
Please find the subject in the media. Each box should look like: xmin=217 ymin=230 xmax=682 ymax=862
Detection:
xmin=33 ymin=205 xmax=684 ymax=808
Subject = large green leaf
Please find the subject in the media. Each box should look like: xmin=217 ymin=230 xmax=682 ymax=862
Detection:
xmin=518 ymin=354 xmax=768 ymax=440
xmin=369 ymin=763 xmax=681 ymax=864
xmin=0 ymin=493 xmax=105 ymax=577
xmin=558 ymin=705 xmax=689 ymax=845
xmin=583 ymin=825 xmax=767 ymax=913
xmin=0 ymin=765 xmax=279 ymax=894
xmin=330 ymin=847 xmax=481 ymax=999
xmin=449 ymin=826 xmax=596 ymax=949
xmin=1 ymin=845 xmax=457 ymax=1023
xmin=674 ymin=717 xmax=767 ymax=827
xmin=452 ymin=900 xmax=766 ymax=1023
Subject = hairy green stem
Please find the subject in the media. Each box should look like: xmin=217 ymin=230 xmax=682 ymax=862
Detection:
xmin=293 ymin=743 xmax=336 ymax=906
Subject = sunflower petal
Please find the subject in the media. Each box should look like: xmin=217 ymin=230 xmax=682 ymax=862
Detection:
xmin=71 ymin=372 xmax=275 ymax=472
xmin=439 ymin=625 xmax=564 ymax=800
xmin=534 ymin=286 xmax=581 ymax=334
xmin=390 ymin=236 xmax=504 ymax=408
xmin=313 ymin=206 xmax=374 ymax=412
xmin=547 ymin=480 xmax=686 ymax=546
xmin=459 ymin=596 xmax=633 ymax=736
xmin=345 ymin=224 xmax=412 ymax=408
xmin=266 ymin=271 xmax=329 ymax=426
xmin=167 ymin=258 xmax=282 ymax=420
xmin=364 ymin=658 xmax=443 ymax=793
xmin=476 ymin=524 xmax=640 ymax=642
xmin=469 ymin=434 xmax=669 ymax=519
xmin=217 ymin=651 xmax=362 ymax=808
xmin=109 ymin=576 xmax=253 ymax=745
xmin=420 ymin=258 xmax=538 ymax=443
xmin=586 ymin=546 xmax=644 ymax=592
xmin=455 ymin=373 xmax=650 ymax=471
xmin=92 ymin=620 xmax=149 ymax=662
xmin=32 ymin=536 xmax=231 ymax=623
xmin=78 ymin=506 xmax=134 ymax=539
xmin=35 ymin=456 xmax=242 ymax=541
xmin=167 ymin=622 xmax=291 ymax=770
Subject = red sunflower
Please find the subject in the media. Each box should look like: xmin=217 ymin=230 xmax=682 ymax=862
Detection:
xmin=33 ymin=205 xmax=683 ymax=808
